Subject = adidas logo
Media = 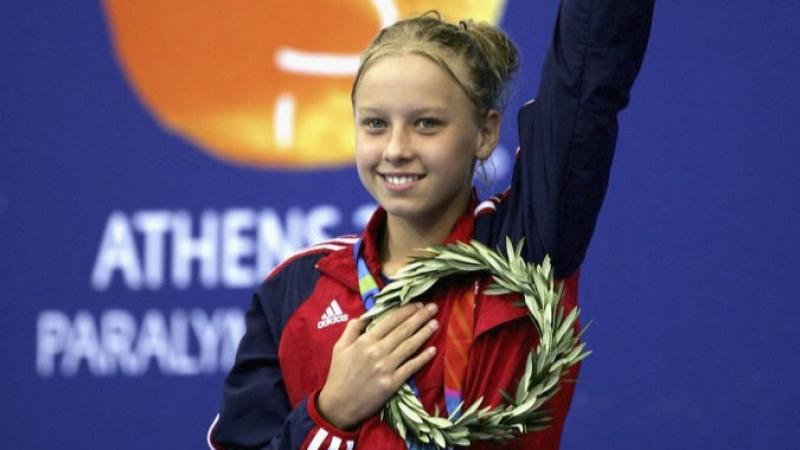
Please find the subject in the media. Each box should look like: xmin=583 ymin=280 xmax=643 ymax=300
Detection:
xmin=317 ymin=300 xmax=349 ymax=329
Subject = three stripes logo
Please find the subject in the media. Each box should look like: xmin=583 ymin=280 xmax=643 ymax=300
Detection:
xmin=317 ymin=300 xmax=349 ymax=329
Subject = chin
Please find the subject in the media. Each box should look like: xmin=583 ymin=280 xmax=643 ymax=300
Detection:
xmin=381 ymin=203 xmax=426 ymax=220
xmin=376 ymin=197 xmax=429 ymax=219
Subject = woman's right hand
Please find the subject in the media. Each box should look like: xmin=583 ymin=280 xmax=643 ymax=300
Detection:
xmin=316 ymin=302 xmax=440 ymax=430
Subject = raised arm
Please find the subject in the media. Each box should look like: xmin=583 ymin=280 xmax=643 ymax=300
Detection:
xmin=493 ymin=0 xmax=655 ymax=278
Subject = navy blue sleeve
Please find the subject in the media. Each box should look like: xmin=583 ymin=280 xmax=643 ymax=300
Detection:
xmin=211 ymin=293 xmax=314 ymax=450
xmin=479 ymin=0 xmax=654 ymax=278
xmin=211 ymin=255 xmax=328 ymax=450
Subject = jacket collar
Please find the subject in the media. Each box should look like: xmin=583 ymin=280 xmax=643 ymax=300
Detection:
xmin=317 ymin=197 xmax=477 ymax=292
xmin=360 ymin=204 xmax=478 ymax=282
xmin=315 ymin=194 xmax=532 ymax=338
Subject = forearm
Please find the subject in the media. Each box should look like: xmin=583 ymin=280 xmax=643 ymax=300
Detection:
xmin=517 ymin=0 xmax=655 ymax=277
xmin=537 ymin=0 xmax=655 ymax=113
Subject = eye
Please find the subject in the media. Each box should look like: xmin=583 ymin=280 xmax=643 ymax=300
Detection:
xmin=361 ymin=118 xmax=387 ymax=131
xmin=415 ymin=118 xmax=441 ymax=130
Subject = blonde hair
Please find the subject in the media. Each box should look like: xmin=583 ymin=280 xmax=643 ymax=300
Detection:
xmin=351 ymin=11 xmax=519 ymax=119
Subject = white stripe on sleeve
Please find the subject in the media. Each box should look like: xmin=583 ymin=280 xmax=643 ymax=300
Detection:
xmin=308 ymin=428 xmax=329 ymax=450
xmin=327 ymin=436 xmax=342 ymax=450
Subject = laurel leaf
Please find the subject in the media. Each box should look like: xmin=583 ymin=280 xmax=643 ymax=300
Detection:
xmin=425 ymin=416 xmax=452 ymax=428
xmin=461 ymin=397 xmax=484 ymax=418
xmin=398 ymin=399 xmax=423 ymax=424
xmin=453 ymin=437 xmax=471 ymax=446
xmin=516 ymin=356 xmax=533 ymax=401
xmin=555 ymin=308 xmax=578 ymax=344
xmin=505 ymin=238 xmax=516 ymax=264
xmin=431 ymin=427 xmax=446 ymax=448
xmin=388 ymin=400 xmax=406 ymax=439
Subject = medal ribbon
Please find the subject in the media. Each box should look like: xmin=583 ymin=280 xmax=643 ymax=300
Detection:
xmin=354 ymin=239 xmax=380 ymax=311
xmin=442 ymin=285 xmax=475 ymax=417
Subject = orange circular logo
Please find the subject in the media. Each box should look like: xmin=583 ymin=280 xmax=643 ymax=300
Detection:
xmin=102 ymin=1 xmax=507 ymax=169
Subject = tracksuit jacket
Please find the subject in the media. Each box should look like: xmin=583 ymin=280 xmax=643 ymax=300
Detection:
xmin=209 ymin=0 xmax=654 ymax=448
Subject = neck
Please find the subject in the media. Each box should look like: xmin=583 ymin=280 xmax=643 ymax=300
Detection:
xmin=380 ymin=199 xmax=470 ymax=277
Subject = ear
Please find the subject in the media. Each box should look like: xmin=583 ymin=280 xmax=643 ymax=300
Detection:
xmin=475 ymin=110 xmax=501 ymax=160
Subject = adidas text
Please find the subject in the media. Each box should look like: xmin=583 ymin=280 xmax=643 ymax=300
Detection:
xmin=317 ymin=300 xmax=349 ymax=329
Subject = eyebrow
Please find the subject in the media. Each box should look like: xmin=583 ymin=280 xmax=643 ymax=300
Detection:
xmin=356 ymin=107 xmax=449 ymax=116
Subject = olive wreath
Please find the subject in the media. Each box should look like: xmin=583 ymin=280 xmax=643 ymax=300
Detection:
xmin=361 ymin=238 xmax=590 ymax=449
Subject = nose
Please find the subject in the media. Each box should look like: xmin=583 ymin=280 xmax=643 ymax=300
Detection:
xmin=383 ymin=127 xmax=413 ymax=163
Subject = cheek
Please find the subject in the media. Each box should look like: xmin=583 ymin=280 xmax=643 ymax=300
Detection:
xmin=354 ymin=142 xmax=372 ymax=170
xmin=437 ymin=135 xmax=479 ymax=174
xmin=356 ymin=133 xmax=384 ymax=162
xmin=354 ymin=139 xmax=379 ymax=185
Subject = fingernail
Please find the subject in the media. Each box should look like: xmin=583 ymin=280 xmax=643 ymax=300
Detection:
xmin=415 ymin=302 xmax=423 ymax=309
xmin=428 ymin=347 xmax=437 ymax=356
xmin=429 ymin=319 xmax=439 ymax=330
xmin=426 ymin=303 xmax=438 ymax=313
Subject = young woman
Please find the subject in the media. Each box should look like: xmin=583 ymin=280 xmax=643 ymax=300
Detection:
xmin=209 ymin=1 xmax=654 ymax=449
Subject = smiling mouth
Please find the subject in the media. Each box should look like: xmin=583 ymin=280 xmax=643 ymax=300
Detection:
xmin=380 ymin=173 xmax=424 ymax=188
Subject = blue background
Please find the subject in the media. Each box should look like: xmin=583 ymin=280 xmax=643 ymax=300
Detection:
xmin=2 ymin=1 xmax=799 ymax=449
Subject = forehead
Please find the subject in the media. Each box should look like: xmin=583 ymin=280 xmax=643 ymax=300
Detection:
xmin=354 ymin=53 xmax=473 ymax=112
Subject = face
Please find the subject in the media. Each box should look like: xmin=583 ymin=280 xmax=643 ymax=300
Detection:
xmin=353 ymin=53 xmax=499 ymax=228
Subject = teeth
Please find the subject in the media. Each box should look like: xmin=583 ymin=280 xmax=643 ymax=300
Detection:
xmin=385 ymin=175 xmax=419 ymax=186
